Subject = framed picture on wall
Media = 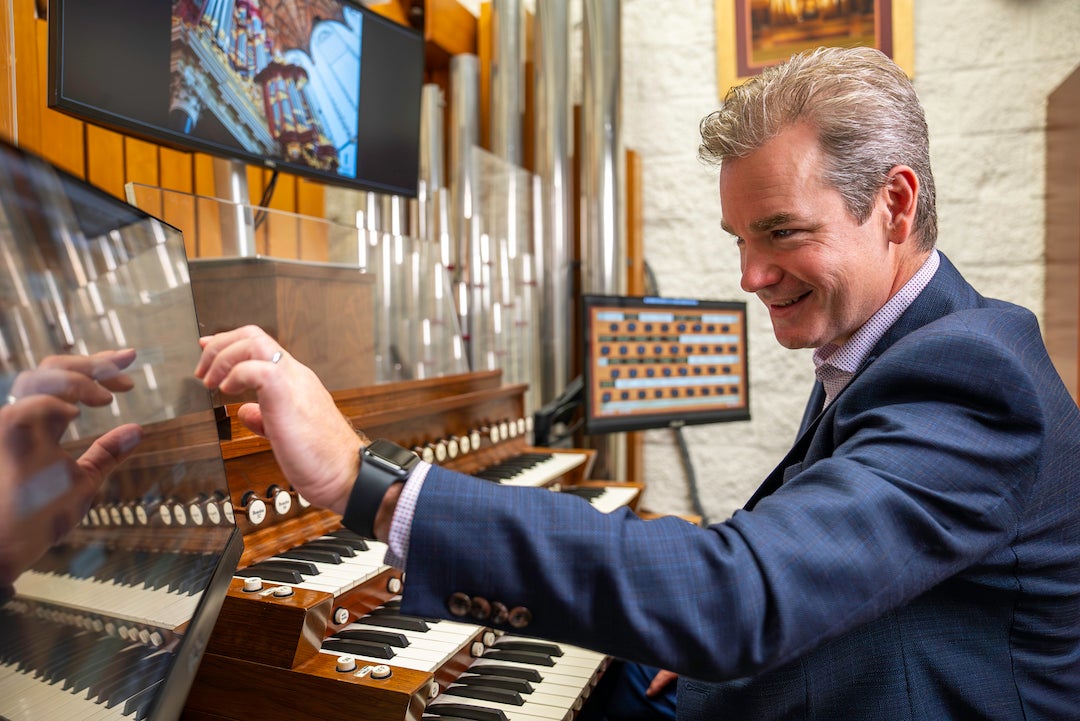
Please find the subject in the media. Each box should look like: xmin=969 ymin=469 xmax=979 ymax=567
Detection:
xmin=715 ymin=0 xmax=914 ymax=99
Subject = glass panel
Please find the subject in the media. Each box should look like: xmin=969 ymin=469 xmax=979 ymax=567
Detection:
xmin=471 ymin=146 xmax=540 ymax=411
xmin=127 ymin=183 xmax=468 ymax=386
xmin=0 ymin=141 xmax=241 ymax=721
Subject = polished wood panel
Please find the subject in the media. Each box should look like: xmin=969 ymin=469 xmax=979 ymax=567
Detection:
xmin=188 ymin=257 xmax=377 ymax=394
xmin=206 ymin=577 xmax=332 ymax=668
xmin=1046 ymin=63 xmax=1080 ymax=401
xmin=185 ymin=650 xmax=430 ymax=721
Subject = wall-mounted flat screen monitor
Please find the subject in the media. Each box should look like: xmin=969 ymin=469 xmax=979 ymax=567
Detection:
xmin=49 ymin=0 xmax=424 ymax=197
xmin=582 ymin=294 xmax=751 ymax=434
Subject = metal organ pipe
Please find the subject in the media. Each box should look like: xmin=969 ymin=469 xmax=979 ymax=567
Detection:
xmin=449 ymin=53 xmax=482 ymax=367
xmin=581 ymin=0 xmax=626 ymax=479
xmin=417 ymin=83 xmax=447 ymax=245
xmin=533 ymin=0 xmax=573 ymax=405
xmin=580 ymin=0 xmax=625 ymax=298
xmin=489 ymin=0 xmax=524 ymax=165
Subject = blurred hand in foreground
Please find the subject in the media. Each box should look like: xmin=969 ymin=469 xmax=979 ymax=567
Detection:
xmin=0 ymin=348 xmax=143 ymax=587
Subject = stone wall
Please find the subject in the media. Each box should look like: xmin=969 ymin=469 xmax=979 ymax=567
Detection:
xmin=621 ymin=0 xmax=1080 ymax=521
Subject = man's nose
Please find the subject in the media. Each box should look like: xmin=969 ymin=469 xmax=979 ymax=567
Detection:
xmin=739 ymin=244 xmax=781 ymax=294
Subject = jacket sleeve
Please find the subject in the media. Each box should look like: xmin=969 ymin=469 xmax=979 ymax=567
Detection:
xmin=398 ymin=311 xmax=1044 ymax=681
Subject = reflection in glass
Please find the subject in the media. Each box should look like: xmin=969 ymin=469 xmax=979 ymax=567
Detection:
xmin=0 ymin=141 xmax=241 ymax=721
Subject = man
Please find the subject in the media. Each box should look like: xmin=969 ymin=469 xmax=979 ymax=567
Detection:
xmin=196 ymin=46 xmax=1080 ymax=719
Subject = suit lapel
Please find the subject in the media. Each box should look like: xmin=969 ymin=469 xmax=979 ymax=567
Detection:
xmin=743 ymin=383 xmax=826 ymax=510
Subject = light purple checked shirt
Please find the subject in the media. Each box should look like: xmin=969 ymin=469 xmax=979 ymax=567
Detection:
xmin=383 ymin=250 xmax=941 ymax=569
xmin=813 ymin=250 xmax=939 ymax=407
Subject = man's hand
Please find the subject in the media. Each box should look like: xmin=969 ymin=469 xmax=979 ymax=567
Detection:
xmin=0 ymin=350 xmax=143 ymax=587
xmin=647 ymin=669 xmax=679 ymax=697
xmin=194 ymin=325 xmax=361 ymax=515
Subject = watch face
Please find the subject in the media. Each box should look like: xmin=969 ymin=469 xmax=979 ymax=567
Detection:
xmin=365 ymin=439 xmax=419 ymax=470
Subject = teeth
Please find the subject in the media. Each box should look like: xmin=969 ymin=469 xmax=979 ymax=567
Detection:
xmin=773 ymin=293 xmax=807 ymax=308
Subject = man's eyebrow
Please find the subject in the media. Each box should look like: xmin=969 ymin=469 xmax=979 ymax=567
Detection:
xmin=720 ymin=212 xmax=796 ymax=237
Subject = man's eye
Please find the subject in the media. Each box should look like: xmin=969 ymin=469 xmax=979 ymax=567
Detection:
xmin=772 ymin=228 xmax=795 ymax=238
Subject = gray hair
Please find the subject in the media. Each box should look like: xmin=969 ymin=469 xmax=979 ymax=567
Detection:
xmin=699 ymin=46 xmax=937 ymax=249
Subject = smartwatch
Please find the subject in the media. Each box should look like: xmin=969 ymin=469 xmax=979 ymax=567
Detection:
xmin=341 ymin=439 xmax=419 ymax=539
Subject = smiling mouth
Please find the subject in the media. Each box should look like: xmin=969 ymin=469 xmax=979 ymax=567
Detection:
xmin=769 ymin=291 xmax=811 ymax=310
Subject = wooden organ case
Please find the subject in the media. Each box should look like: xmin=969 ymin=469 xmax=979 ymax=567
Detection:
xmin=181 ymin=370 xmax=642 ymax=721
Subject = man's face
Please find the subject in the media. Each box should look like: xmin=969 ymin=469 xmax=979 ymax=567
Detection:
xmin=719 ymin=123 xmax=901 ymax=350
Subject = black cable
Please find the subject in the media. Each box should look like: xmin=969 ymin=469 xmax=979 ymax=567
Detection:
xmin=643 ymin=260 xmax=710 ymax=526
xmin=252 ymin=169 xmax=280 ymax=231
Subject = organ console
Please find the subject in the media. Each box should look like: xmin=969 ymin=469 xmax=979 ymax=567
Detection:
xmin=182 ymin=370 xmax=641 ymax=721
xmin=0 ymin=138 xmax=643 ymax=721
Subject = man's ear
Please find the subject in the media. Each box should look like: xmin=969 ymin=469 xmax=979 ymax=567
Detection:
xmin=884 ymin=165 xmax=919 ymax=244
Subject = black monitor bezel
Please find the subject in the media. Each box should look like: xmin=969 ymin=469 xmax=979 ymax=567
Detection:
xmin=47 ymin=0 xmax=424 ymax=197
xmin=581 ymin=294 xmax=751 ymax=435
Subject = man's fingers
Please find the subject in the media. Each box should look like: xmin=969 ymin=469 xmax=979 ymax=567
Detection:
xmin=76 ymin=423 xmax=144 ymax=483
xmin=12 ymin=349 xmax=137 ymax=404
xmin=195 ymin=325 xmax=277 ymax=383
xmin=235 ymin=403 xmax=267 ymax=437
xmin=645 ymin=669 xmax=679 ymax=697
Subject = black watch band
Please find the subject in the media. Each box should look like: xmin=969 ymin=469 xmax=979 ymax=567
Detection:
xmin=341 ymin=439 xmax=419 ymax=539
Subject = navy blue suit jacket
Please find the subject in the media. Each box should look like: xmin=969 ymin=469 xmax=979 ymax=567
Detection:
xmin=395 ymin=254 xmax=1080 ymax=720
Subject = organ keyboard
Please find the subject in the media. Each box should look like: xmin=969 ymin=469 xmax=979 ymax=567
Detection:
xmin=181 ymin=371 xmax=637 ymax=721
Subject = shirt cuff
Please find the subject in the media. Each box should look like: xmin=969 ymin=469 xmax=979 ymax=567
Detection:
xmin=382 ymin=460 xmax=430 ymax=570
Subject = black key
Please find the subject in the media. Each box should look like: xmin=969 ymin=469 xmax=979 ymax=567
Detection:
xmin=322 ymin=638 xmax=395 ymax=659
xmin=279 ymin=547 xmax=343 ymax=564
xmin=252 ymin=559 xmax=320 ymax=576
xmin=444 ymin=684 xmax=524 ymax=705
xmin=468 ymin=664 xmax=543 ymax=683
xmin=482 ymin=649 xmax=555 ymax=666
xmin=301 ymin=540 xmax=357 ymax=558
xmin=457 ymin=674 xmax=534 ymax=694
xmin=336 ymin=628 xmax=410 ymax=647
xmin=561 ymin=486 xmax=605 ymax=499
xmin=325 ymin=530 xmax=370 ymax=551
xmin=368 ymin=604 xmax=442 ymax=624
xmin=494 ymin=640 xmax=563 ymax=657
xmin=124 ymin=679 xmax=162 ymax=720
xmin=357 ymin=614 xmax=430 ymax=633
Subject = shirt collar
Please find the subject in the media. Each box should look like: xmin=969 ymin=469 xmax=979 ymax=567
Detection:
xmin=813 ymin=249 xmax=940 ymax=401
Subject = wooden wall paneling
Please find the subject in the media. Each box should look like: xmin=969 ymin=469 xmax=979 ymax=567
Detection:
xmin=424 ymin=0 xmax=477 ymax=65
xmin=34 ymin=11 xmax=85 ymax=176
xmin=246 ymin=164 xmax=265 ymax=206
xmin=0 ymin=0 xmax=16 ymax=142
xmin=261 ymin=170 xmax=300 ymax=259
xmin=296 ymin=176 xmax=326 ymax=218
xmin=122 ymin=136 xmax=160 ymax=188
xmin=366 ymin=0 xmax=411 ymax=26
xmin=477 ymin=3 xmax=492 ymax=151
xmin=159 ymin=147 xmax=198 ymax=259
xmin=297 ymin=178 xmax=330 ymax=262
xmin=85 ymin=125 xmax=128 ymax=201
xmin=193 ymin=153 xmax=224 ymax=258
xmin=12 ymin=1 xmax=42 ymax=155
xmin=159 ymin=147 xmax=194 ymax=193
xmin=123 ymin=137 xmax=162 ymax=226
xmin=521 ymin=10 xmax=534 ymax=173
